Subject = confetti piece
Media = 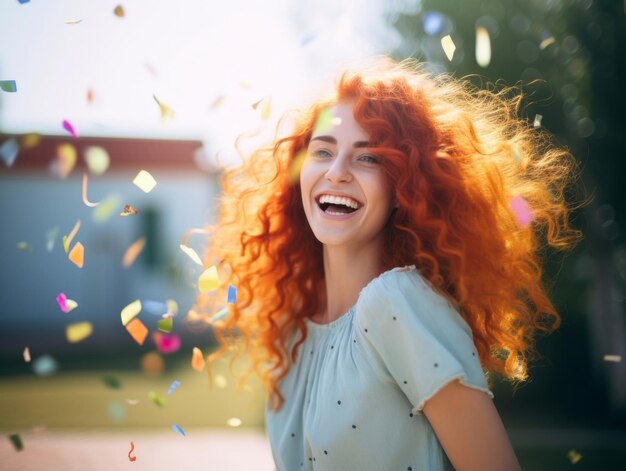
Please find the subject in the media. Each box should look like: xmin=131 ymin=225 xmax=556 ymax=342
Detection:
xmin=65 ymin=19 xmax=83 ymax=25
xmin=0 ymin=138 xmax=19 ymax=166
xmin=288 ymin=150 xmax=307 ymax=184
xmin=86 ymin=88 xmax=94 ymax=104
xmin=16 ymin=242 xmax=31 ymax=252
xmin=215 ymin=374 xmax=227 ymax=388
xmin=84 ymin=146 xmax=110 ymax=175
xmin=209 ymin=95 xmax=224 ymax=110
xmin=102 ymin=374 xmax=122 ymax=389
xmin=313 ymin=108 xmax=338 ymax=135
xmin=65 ymin=299 xmax=78 ymax=312
xmin=172 ymin=423 xmax=186 ymax=437
xmin=68 ymin=242 xmax=85 ymax=268
xmin=179 ymin=244 xmax=203 ymax=265
xmin=157 ymin=316 xmax=173 ymax=333
xmin=167 ymin=380 xmax=181 ymax=395
xmin=120 ymin=204 xmax=139 ymax=216
xmin=153 ymin=332 xmax=181 ymax=354
xmin=300 ymin=30 xmax=319 ymax=46
xmin=141 ymin=300 xmax=166 ymax=316
xmin=510 ymin=195 xmax=534 ymax=228
xmin=133 ymin=170 xmax=157 ymax=193
xmin=539 ymin=36 xmax=555 ymax=50
xmin=0 ymin=80 xmax=17 ymax=92
xmin=93 ymin=194 xmax=121 ymax=223
xmin=23 ymin=347 xmax=31 ymax=363
xmin=152 ymin=94 xmax=175 ymax=120
xmin=475 ymin=26 xmax=491 ymax=68
xmin=62 ymin=119 xmax=79 ymax=138
xmin=227 ymin=285 xmax=237 ymax=304
xmin=46 ymin=226 xmax=59 ymax=252
xmin=32 ymin=354 xmax=58 ymax=376
xmin=121 ymin=299 xmax=141 ymax=325
xmin=66 ymin=322 xmax=93 ymax=343
xmin=82 ymin=173 xmax=101 ymax=207
xmin=604 ymin=355 xmax=622 ymax=362
xmin=122 ymin=237 xmax=146 ymax=268
xmin=56 ymin=293 xmax=68 ymax=312
xmin=251 ymin=96 xmax=271 ymax=120
xmin=128 ymin=441 xmax=136 ymax=462
xmin=191 ymin=347 xmax=205 ymax=372
xmin=9 ymin=434 xmax=23 ymax=451
xmin=148 ymin=391 xmax=165 ymax=407
xmin=114 ymin=5 xmax=125 ymax=17
xmin=226 ymin=417 xmax=242 ymax=427
xmin=126 ymin=399 xmax=139 ymax=405
xmin=211 ymin=307 xmax=229 ymax=323
xmin=64 ymin=220 xmax=81 ymax=253
xmin=567 ymin=449 xmax=582 ymax=464
xmin=52 ymin=143 xmax=77 ymax=179
xmin=441 ymin=35 xmax=456 ymax=61
xmin=21 ymin=133 xmax=40 ymax=149
xmin=107 ymin=400 xmax=126 ymax=423
xmin=199 ymin=265 xmax=219 ymax=293
xmin=166 ymin=299 xmax=178 ymax=316
xmin=140 ymin=351 xmax=164 ymax=375
xmin=125 ymin=318 xmax=148 ymax=346
xmin=533 ymin=114 xmax=543 ymax=128
xmin=17 ymin=0 xmax=30 ymax=4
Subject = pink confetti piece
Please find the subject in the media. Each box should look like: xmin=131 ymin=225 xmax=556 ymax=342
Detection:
xmin=23 ymin=347 xmax=31 ymax=362
xmin=152 ymin=332 xmax=181 ymax=354
xmin=56 ymin=293 xmax=68 ymax=313
xmin=510 ymin=195 xmax=533 ymax=228
xmin=62 ymin=119 xmax=79 ymax=138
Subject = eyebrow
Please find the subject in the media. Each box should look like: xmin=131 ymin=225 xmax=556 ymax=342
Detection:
xmin=309 ymin=135 xmax=369 ymax=148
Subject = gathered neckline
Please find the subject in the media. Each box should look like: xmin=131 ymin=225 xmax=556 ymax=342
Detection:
xmin=304 ymin=265 xmax=417 ymax=330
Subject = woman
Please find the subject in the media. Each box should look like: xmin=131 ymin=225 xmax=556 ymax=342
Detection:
xmin=191 ymin=57 xmax=587 ymax=470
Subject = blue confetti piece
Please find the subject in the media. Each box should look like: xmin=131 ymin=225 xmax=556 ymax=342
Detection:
xmin=227 ymin=285 xmax=237 ymax=304
xmin=300 ymin=31 xmax=319 ymax=47
xmin=142 ymin=299 xmax=167 ymax=315
xmin=423 ymin=12 xmax=444 ymax=36
xmin=172 ymin=423 xmax=186 ymax=437
xmin=167 ymin=380 xmax=181 ymax=395
xmin=0 ymin=80 xmax=17 ymax=92
xmin=32 ymin=354 xmax=58 ymax=376
xmin=0 ymin=138 xmax=19 ymax=167
xmin=212 ymin=307 xmax=228 ymax=322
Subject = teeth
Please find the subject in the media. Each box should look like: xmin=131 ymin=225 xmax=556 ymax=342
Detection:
xmin=318 ymin=194 xmax=360 ymax=209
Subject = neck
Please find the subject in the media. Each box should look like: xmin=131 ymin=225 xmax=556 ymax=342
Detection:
xmin=319 ymin=240 xmax=386 ymax=324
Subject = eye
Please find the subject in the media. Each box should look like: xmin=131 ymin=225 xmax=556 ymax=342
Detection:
xmin=358 ymin=154 xmax=380 ymax=164
xmin=311 ymin=148 xmax=333 ymax=159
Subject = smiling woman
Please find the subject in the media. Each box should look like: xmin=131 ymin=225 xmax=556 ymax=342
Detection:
xmin=191 ymin=57 xmax=588 ymax=470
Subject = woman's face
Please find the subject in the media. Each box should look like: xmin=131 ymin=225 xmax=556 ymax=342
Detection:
xmin=300 ymin=100 xmax=395 ymax=249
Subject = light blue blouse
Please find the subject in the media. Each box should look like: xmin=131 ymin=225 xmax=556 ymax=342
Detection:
xmin=265 ymin=265 xmax=494 ymax=470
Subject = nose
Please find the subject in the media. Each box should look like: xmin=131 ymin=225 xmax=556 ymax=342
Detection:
xmin=324 ymin=153 xmax=352 ymax=183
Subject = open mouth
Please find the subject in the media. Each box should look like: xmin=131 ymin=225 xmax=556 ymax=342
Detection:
xmin=316 ymin=194 xmax=362 ymax=215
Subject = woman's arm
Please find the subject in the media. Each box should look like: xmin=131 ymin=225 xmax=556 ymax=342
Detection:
xmin=423 ymin=379 xmax=522 ymax=471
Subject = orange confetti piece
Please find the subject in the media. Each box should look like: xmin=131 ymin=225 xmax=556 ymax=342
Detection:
xmin=122 ymin=237 xmax=146 ymax=268
xmin=114 ymin=5 xmax=125 ymax=17
xmin=82 ymin=173 xmax=100 ymax=207
xmin=68 ymin=242 xmax=84 ymax=268
xmin=128 ymin=441 xmax=136 ymax=462
xmin=191 ymin=347 xmax=205 ymax=372
xmin=126 ymin=318 xmax=148 ymax=346
xmin=86 ymin=88 xmax=94 ymax=104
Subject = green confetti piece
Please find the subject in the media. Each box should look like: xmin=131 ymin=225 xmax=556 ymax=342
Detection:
xmin=148 ymin=391 xmax=165 ymax=407
xmin=0 ymin=80 xmax=17 ymax=93
xmin=157 ymin=316 xmax=173 ymax=333
xmin=102 ymin=374 xmax=122 ymax=389
xmin=9 ymin=434 xmax=23 ymax=451
xmin=313 ymin=108 xmax=334 ymax=135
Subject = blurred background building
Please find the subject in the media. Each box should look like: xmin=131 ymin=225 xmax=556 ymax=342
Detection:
xmin=1 ymin=0 xmax=625 ymax=470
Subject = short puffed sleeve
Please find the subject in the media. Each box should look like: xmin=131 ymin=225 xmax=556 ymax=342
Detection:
xmin=354 ymin=267 xmax=494 ymax=414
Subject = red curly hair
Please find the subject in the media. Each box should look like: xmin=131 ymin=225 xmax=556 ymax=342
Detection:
xmin=188 ymin=57 xmax=588 ymax=413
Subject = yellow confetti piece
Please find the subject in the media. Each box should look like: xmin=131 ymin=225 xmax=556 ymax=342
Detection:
xmin=93 ymin=194 xmax=121 ymax=223
xmin=475 ymin=26 xmax=491 ymax=68
xmin=132 ymin=170 xmax=157 ymax=193
xmin=214 ymin=374 xmax=227 ymax=388
xmin=567 ymin=449 xmax=582 ymax=464
xmin=313 ymin=108 xmax=336 ymax=135
xmin=68 ymin=242 xmax=84 ymax=268
xmin=148 ymin=391 xmax=165 ymax=407
xmin=82 ymin=173 xmax=100 ymax=207
xmin=126 ymin=318 xmax=148 ymax=345
xmin=152 ymin=94 xmax=175 ymax=120
xmin=84 ymin=146 xmax=110 ymax=175
xmin=441 ymin=35 xmax=456 ymax=61
xmin=179 ymin=244 xmax=203 ymax=265
xmin=191 ymin=347 xmax=205 ymax=372
xmin=114 ymin=5 xmax=125 ymax=17
xmin=53 ymin=143 xmax=77 ymax=179
xmin=66 ymin=322 xmax=93 ymax=343
xmin=121 ymin=300 xmax=142 ymax=326
xmin=226 ymin=417 xmax=242 ymax=427
xmin=539 ymin=36 xmax=556 ymax=50
xmin=198 ymin=265 xmax=219 ymax=293
xmin=23 ymin=347 xmax=31 ymax=362
xmin=21 ymin=133 xmax=41 ymax=150
xmin=288 ymin=150 xmax=307 ymax=184
xmin=166 ymin=299 xmax=178 ymax=315
xmin=64 ymin=220 xmax=81 ymax=254
xmin=604 ymin=355 xmax=622 ymax=362
xmin=122 ymin=237 xmax=146 ymax=268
